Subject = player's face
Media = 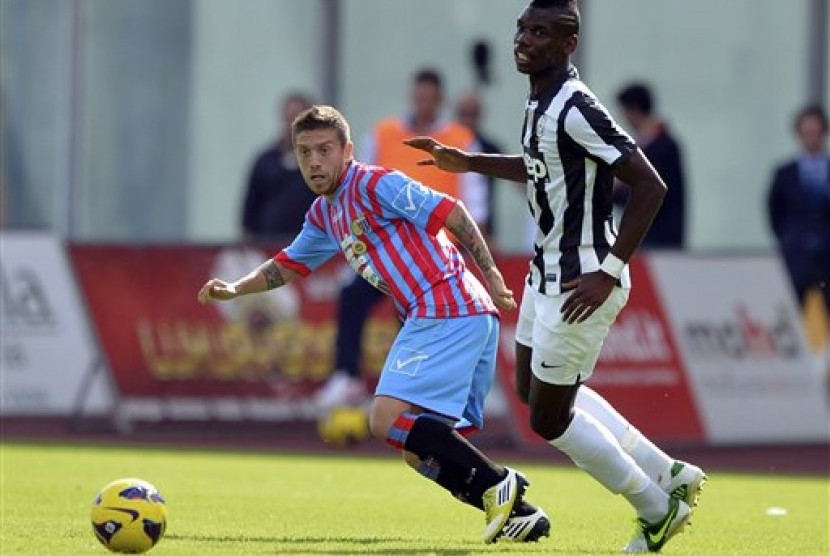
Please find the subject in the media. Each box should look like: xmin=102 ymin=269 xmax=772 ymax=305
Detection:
xmin=514 ymin=6 xmax=577 ymax=76
xmin=294 ymin=129 xmax=354 ymax=197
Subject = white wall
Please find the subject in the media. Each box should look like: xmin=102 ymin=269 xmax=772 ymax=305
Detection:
xmin=5 ymin=0 xmax=826 ymax=250
xmin=582 ymin=0 xmax=820 ymax=250
xmin=340 ymin=0 xmax=533 ymax=251
xmin=1 ymin=0 xmax=73 ymax=230
xmin=187 ymin=0 xmax=322 ymax=242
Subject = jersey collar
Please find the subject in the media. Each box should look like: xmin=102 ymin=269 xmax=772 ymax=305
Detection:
xmin=530 ymin=64 xmax=579 ymax=103
xmin=331 ymin=159 xmax=357 ymax=201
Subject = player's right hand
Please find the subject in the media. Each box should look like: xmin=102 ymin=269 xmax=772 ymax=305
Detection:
xmin=197 ymin=278 xmax=238 ymax=304
xmin=403 ymin=137 xmax=470 ymax=173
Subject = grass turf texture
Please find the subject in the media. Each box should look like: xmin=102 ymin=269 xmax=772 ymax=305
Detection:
xmin=1 ymin=443 xmax=827 ymax=555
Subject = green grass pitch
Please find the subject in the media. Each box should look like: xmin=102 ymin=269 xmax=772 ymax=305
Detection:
xmin=1 ymin=442 xmax=827 ymax=555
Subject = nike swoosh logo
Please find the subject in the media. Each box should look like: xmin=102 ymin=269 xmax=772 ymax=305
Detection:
xmin=105 ymin=507 xmax=140 ymax=523
xmin=396 ymin=355 xmax=428 ymax=369
xmin=540 ymin=362 xmax=562 ymax=369
xmin=646 ymin=502 xmax=678 ymax=546
xmin=404 ymin=184 xmax=416 ymax=211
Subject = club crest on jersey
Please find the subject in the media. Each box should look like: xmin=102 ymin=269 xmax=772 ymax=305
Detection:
xmin=536 ymin=115 xmax=547 ymax=138
xmin=351 ymin=215 xmax=371 ymax=236
xmin=352 ymin=240 xmax=367 ymax=255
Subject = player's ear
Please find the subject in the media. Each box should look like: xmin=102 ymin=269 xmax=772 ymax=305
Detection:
xmin=563 ymin=33 xmax=578 ymax=55
xmin=344 ymin=140 xmax=354 ymax=159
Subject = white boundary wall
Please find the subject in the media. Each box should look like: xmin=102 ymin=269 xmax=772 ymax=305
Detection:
xmin=1 ymin=232 xmax=111 ymax=415
xmin=649 ymin=254 xmax=829 ymax=443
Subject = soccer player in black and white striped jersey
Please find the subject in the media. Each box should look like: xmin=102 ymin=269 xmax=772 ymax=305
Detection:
xmin=406 ymin=0 xmax=705 ymax=552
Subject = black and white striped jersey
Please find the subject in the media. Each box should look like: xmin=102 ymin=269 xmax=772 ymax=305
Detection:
xmin=522 ymin=66 xmax=636 ymax=295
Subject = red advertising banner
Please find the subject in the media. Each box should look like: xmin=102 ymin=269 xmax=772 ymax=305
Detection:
xmin=70 ymin=245 xmax=398 ymax=402
xmin=494 ymin=256 xmax=705 ymax=445
xmin=70 ymin=244 xmax=705 ymax=441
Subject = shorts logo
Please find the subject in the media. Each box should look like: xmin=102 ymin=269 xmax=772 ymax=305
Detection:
xmin=391 ymin=348 xmax=428 ymax=376
xmin=540 ymin=361 xmax=562 ymax=369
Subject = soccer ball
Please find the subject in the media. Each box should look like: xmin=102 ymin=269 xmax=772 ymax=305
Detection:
xmin=91 ymin=478 xmax=168 ymax=553
xmin=317 ymin=406 xmax=370 ymax=447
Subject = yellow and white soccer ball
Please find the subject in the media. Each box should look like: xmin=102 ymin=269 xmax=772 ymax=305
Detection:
xmin=91 ymin=478 xmax=168 ymax=554
xmin=317 ymin=406 xmax=370 ymax=447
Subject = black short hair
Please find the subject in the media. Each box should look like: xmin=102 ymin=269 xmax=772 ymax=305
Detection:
xmin=530 ymin=0 xmax=576 ymax=8
xmin=794 ymin=104 xmax=828 ymax=133
xmin=291 ymin=105 xmax=351 ymax=147
xmin=413 ymin=68 xmax=443 ymax=91
xmin=616 ymin=83 xmax=654 ymax=115
xmin=529 ymin=0 xmax=580 ymax=33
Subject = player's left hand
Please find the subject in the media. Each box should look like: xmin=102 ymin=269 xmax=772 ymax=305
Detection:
xmin=560 ymin=271 xmax=615 ymax=324
xmin=483 ymin=269 xmax=516 ymax=311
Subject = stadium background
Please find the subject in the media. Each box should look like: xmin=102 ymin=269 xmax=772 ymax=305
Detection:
xmin=2 ymin=0 xmax=828 ymax=504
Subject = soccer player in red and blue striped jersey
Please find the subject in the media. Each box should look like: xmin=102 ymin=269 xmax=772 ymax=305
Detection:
xmin=277 ymin=155 xmax=496 ymax=321
xmin=198 ymin=105 xmax=549 ymax=543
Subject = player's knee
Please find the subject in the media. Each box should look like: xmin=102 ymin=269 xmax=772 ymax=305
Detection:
xmin=529 ymin=405 xmax=570 ymax=441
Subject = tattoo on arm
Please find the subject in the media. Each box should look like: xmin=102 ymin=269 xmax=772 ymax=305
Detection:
xmin=446 ymin=206 xmax=496 ymax=273
xmin=262 ymin=260 xmax=286 ymax=290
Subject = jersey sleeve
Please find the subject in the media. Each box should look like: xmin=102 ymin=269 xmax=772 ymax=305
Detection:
xmin=564 ymin=92 xmax=636 ymax=167
xmin=272 ymin=215 xmax=339 ymax=276
xmin=370 ymin=171 xmax=456 ymax=235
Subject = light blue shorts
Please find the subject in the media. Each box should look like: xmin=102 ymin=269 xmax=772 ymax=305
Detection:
xmin=374 ymin=313 xmax=498 ymax=430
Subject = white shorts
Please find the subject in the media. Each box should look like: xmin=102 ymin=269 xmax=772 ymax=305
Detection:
xmin=515 ymin=285 xmax=629 ymax=385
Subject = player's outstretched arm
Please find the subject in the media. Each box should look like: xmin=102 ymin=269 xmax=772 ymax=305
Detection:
xmin=444 ymin=201 xmax=516 ymax=311
xmin=404 ymin=137 xmax=527 ymax=183
xmin=197 ymin=259 xmax=300 ymax=304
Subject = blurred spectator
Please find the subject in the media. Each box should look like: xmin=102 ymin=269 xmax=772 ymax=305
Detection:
xmin=614 ymin=83 xmax=686 ymax=249
xmin=315 ymin=69 xmax=489 ymax=409
xmin=240 ymin=92 xmax=315 ymax=244
xmin=455 ymin=90 xmax=503 ymax=236
xmin=767 ymin=105 xmax=830 ymax=309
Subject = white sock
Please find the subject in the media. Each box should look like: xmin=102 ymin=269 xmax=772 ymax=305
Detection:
xmin=624 ymin=481 xmax=671 ymax=523
xmin=576 ymin=386 xmax=674 ymax=487
xmin=550 ymin=409 xmax=668 ymax=520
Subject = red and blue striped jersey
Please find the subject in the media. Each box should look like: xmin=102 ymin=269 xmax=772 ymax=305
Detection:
xmin=274 ymin=161 xmax=497 ymax=319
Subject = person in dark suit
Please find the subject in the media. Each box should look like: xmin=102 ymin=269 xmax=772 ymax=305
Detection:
xmin=768 ymin=105 xmax=830 ymax=308
xmin=615 ymin=83 xmax=686 ymax=249
xmin=241 ymin=92 xmax=315 ymax=244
